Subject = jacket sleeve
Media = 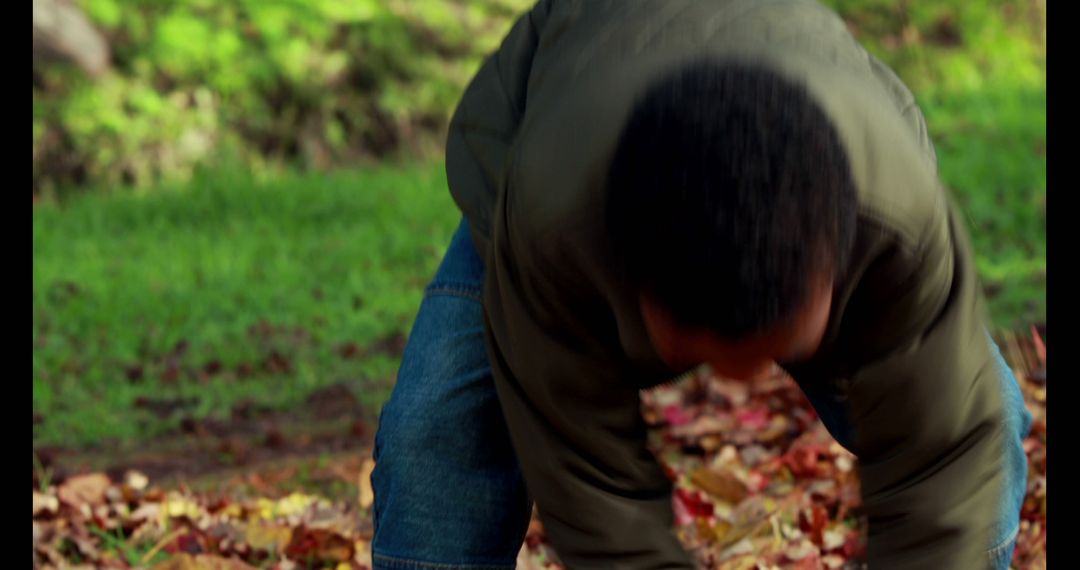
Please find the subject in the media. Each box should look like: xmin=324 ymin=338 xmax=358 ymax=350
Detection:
xmin=846 ymin=202 xmax=1005 ymax=569
xmin=445 ymin=0 xmax=551 ymax=250
xmin=448 ymin=3 xmax=694 ymax=566
xmin=840 ymin=46 xmax=1005 ymax=569
xmin=481 ymin=197 xmax=697 ymax=568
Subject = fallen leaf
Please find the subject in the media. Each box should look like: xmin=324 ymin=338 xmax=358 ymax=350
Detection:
xmin=358 ymin=459 xmax=375 ymax=509
xmin=822 ymin=553 xmax=846 ymax=568
xmin=285 ymin=526 xmax=354 ymax=563
xmin=689 ymin=468 xmax=748 ymax=505
xmin=663 ymin=404 xmax=694 ymax=427
xmin=670 ymin=414 xmax=736 ymax=439
xmin=672 ymin=488 xmax=713 ymax=525
xmin=735 ymin=407 xmax=770 ymax=430
xmin=754 ymin=415 xmax=790 ymax=443
xmin=782 ymin=538 xmax=818 ymax=561
xmin=150 ymin=553 xmax=257 ymax=570
xmin=243 ymin=522 xmax=293 ymax=552
xmin=57 ymin=473 xmax=111 ymax=509
xmin=353 ymin=539 xmax=373 ymax=567
xmin=799 ymin=504 xmax=829 ymax=546
xmin=33 ymin=491 xmax=59 ymax=516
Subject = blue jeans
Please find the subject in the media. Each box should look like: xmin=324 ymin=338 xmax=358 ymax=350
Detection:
xmin=371 ymin=219 xmax=1032 ymax=569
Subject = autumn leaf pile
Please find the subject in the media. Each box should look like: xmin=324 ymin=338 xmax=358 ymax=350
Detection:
xmin=32 ymin=335 xmax=1046 ymax=570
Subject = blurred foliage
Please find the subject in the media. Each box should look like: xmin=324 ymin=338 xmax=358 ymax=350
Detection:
xmin=33 ymin=0 xmax=533 ymax=197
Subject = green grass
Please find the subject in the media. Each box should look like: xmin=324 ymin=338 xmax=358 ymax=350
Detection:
xmin=31 ymin=154 xmax=1046 ymax=450
xmin=926 ymin=86 xmax=1046 ymax=327
xmin=33 ymin=162 xmax=460 ymax=447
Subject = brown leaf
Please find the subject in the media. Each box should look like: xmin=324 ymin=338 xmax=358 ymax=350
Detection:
xmin=670 ymin=414 xmax=735 ymax=439
xmin=150 ymin=553 xmax=257 ymax=570
xmin=57 ymin=473 xmax=112 ymax=509
xmin=35 ymin=541 xmax=67 ymax=567
xmin=130 ymin=502 xmax=161 ymax=523
xmin=284 ymin=527 xmax=354 ymax=563
xmin=66 ymin=521 xmax=103 ymax=562
xmin=689 ymin=468 xmax=748 ymax=505
xmin=754 ymin=415 xmax=791 ymax=444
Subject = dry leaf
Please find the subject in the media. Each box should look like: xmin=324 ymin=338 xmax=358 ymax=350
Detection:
xmin=689 ymin=468 xmax=748 ymax=505
xmin=33 ymin=491 xmax=59 ymax=516
xmin=285 ymin=526 xmax=354 ymax=562
xmin=150 ymin=553 xmax=258 ymax=570
xmin=125 ymin=470 xmax=149 ymax=491
xmin=57 ymin=473 xmax=111 ymax=509
xmin=242 ymin=521 xmax=293 ymax=552
xmin=358 ymin=459 xmax=375 ymax=509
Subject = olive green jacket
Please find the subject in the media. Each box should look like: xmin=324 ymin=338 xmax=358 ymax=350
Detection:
xmin=445 ymin=1 xmax=1006 ymax=567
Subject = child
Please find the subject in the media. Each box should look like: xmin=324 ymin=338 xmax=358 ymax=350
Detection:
xmin=371 ymin=1 xmax=1032 ymax=568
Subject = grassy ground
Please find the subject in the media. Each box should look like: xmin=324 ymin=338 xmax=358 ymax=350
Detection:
xmin=33 ymin=162 xmax=460 ymax=448
xmin=30 ymin=156 xmax=1045 ymax=451
xmin=928 ymin=86 xmax=1046 ymax=326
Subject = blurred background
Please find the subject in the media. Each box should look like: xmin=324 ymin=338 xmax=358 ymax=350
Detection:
xmin=33 ymin=0 xmax=1045 ymax=477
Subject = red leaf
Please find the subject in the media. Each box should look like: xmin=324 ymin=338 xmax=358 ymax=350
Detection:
xmin=783 ymin=446 xmax=825 ymax=479
xmin=798 ymin=505 xmax=829 ymax=546
xmin=672 ymin=488 xmax=713 ymax=525
xmin=663 ymin=404 xmax=694 ymax=427
xmin=735 ymin=407 xmax=770 ymax=430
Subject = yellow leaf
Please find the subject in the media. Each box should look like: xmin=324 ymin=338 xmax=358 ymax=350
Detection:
xmin=243 ymin=522 xmax=293 ymax=552
xmin=359 ymin=458 xmax=375 ymax=509
xmin=354 ymin=539 xmax=373 ymax=567
xmin=33 ymin=491 xmax=59 ymax=516
xmin=163 ymin=495 xmax=202 ymax=519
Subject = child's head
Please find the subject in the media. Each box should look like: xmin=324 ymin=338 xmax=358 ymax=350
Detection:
xmin=606 ymin=60 xmax=856 ymax=379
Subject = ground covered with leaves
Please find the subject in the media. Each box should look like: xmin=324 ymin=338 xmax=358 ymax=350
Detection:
xmin=32 ymin=333 xmax=1045 ymax=570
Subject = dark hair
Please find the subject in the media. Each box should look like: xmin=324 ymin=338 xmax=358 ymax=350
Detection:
xmin=605 ymin=60 xmax=857 ymax=338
